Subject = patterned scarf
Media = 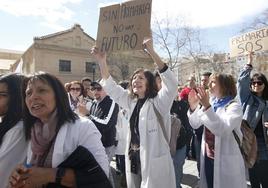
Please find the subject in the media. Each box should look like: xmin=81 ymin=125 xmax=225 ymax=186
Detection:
xmin=212 ymin=96 xmax=233 ymax=112
xmin=30 ymin=110 xmax=58 ymax=167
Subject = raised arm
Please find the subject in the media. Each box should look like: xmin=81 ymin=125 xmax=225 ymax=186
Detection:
xmin=143 ymin=38 xmax=165 ymax=70
xmin=237 ymin=52 xmax=253 ymax=104
xmin=91 ymin=47 xmax=110 ymax=80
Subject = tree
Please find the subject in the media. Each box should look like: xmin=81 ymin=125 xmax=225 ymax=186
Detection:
xmin=152 ymin=15 xmax=189 ymax=70
xmin=241 ymin=8 xmax=268 ymax=32
xmin=152 ymin=15 xmax=213 ymax=82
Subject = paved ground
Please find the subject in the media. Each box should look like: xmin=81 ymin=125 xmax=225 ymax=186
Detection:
xmin=111 ymin=159 xmax=199 ymax=188
xmin=111 ymin=159 xmax=251 ymax=188
xmin=181 ymin=159 xmax=199 ymax=188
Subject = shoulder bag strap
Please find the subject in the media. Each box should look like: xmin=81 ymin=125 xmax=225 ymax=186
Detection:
xmin=152 ymin=103 xmax=169 ymax=144
xmin=226 ymin=100 xmax=243 ymax=149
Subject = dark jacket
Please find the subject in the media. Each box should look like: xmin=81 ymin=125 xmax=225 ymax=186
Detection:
xmin=89 ymin=96 xmax=119 ymax=147
xmin=47 ymin=145 xmax=112 ymax=188
xmin=171 ymin=100 xmax=193 ymax=149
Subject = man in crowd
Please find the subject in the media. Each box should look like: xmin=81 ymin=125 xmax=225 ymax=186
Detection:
xmin=89 ymin=81 xmax=119 ymax=160
xmin=88 ymin=81 xmax=119 ymax=187
xmin=193 ymin=72 xmax=212 ymax=178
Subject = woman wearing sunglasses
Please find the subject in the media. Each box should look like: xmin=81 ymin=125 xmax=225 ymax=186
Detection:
xmin=237 ymin=52 xmax=268 ymax=188
xmin=67 ymin=81 xmax=84 ymax=112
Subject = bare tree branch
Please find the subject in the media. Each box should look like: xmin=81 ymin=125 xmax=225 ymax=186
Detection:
xmin=241 ymin=8 xmax=268 ymax=32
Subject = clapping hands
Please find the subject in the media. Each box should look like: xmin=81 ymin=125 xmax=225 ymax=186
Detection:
xmin=188 ymin=87 xmax=210 ymax=111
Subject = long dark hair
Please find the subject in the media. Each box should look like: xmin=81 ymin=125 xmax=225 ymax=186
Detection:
xmin=129 ymin=68 xmax=158 ymax=99
xmin=23 ymin=72 xmax=78 ymax=140
xmin=250 ymin=73 xmax=268 ymax=100
xmin=0 ymin=73 xmax=25 ymax=144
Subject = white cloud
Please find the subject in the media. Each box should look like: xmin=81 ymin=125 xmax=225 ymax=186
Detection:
xmin=98 ymin=2 xmax=120 ymax=8
xmin=0 ymin=0 xmax=82 ymax=29
xmin=152 ymin=0 xmax=268 ymax=28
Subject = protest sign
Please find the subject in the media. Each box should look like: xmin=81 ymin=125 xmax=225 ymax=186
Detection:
xmin=96 ymin=0 xmax=152 ymax=53
xmin=229 ymin=26 xmax=268 ymax=57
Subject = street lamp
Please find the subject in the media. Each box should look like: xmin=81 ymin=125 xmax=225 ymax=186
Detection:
xmin=92 ymin=62 xmax=96 ymax=81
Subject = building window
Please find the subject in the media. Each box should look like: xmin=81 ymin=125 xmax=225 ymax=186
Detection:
xmin=59 ymin=60 xmax=71 ymax=72
xmin=85 ymin=62 xmax=96 ymax=73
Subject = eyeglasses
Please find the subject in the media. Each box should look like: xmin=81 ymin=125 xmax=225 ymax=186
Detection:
xmin=90 ymin=87 xmax=102 ymax=91
xmin=70 ymin=87 xmax=81 ymax=91
xmin=251 ymin=81 xmax=264 ymax=86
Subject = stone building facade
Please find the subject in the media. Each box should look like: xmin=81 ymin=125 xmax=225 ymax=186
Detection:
xmin=11 ymin=24 xmax=153 ymax=84
xmin=0 ymin=48 xmax=22 ymax=74
xmin=176 ymin=52 xmax=268 ymax=85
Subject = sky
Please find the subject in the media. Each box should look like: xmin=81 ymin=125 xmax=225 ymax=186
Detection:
xmin=0 ymin=0 xmax=267 ymax=53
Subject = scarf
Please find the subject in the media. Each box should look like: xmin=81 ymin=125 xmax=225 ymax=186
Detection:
xmin=30 ymin=110 xmax=58 ymax=167
xmin=128 ymin=98 xmax=146 ymax=174
xmin=212 ymin=96 xmax=233 ymax=112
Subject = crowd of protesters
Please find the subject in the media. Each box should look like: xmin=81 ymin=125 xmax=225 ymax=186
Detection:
xmin=0 ymin=37 xmax=267 ymax=188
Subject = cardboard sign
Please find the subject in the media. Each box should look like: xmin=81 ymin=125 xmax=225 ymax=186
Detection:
xmin=229 ymin=27 xmax=268 ymax=57
xmin=96 ymin=0 xmax=152 ymax=53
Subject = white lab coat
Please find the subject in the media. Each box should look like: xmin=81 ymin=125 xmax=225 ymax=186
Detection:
xmin=115 ymin=109 xmax=129 ymax=155
xmin=27 ymin=117 xmax=109 ymax=176
xmin=0 ymin=121 xmax=28 ymax=188
xmin=101 ymin=68 xmax=177 ymax=188
xmin=188 ymin=101 xmax=247 ymax=188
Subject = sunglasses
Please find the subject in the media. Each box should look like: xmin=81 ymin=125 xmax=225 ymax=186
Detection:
xmin=251 ymin=81 xmax=264 ymax=86
xmin=70 ymin=87 xmax=81 ymax=91
xmin=90 ymin=87 xmax=102 ymax=91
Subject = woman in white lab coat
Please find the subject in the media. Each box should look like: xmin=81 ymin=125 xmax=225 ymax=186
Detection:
xmin=91 ymin=38 xmax=177 ymax=188
xmin=188 ymin=73 xmax=247 ymax=188
xmin=0 ymin=73 xmax=28 ymax=188
xmin=9 ymin=72 xmax=109 ymax=188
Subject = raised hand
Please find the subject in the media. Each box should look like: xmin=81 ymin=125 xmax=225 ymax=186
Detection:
xmin=143 ymin=37 xmax=154 ymax=54
xmin=90 ymin=46 xmax=110 ymax=79
xmin=142 ymin=37 xmax=166 ymax=70
xmin=188 ymin=89 xmax=200 ymax=111
xmin=90 ymin=46 xmax=106 ymax=64
xmin=196 ymin=87 xmax=210 ymax=109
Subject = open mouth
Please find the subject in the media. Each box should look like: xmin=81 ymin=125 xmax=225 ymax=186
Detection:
xmin=31 ymin=104 xmax=43 ymax=111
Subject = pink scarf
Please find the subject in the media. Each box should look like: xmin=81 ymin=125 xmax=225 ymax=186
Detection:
xmin=30 ymin=110 xmax=58 ymax=166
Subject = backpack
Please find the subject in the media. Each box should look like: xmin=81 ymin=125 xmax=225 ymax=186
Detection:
xmin=232 ymin=119 xmax=257 ymax=168
xmin=153 ymin=104 xmax=181 ymax=157
xmin=226 ymin=101 xmax=257 ymax=168
xmin=169 ymin=114 xmax=182 ymax=156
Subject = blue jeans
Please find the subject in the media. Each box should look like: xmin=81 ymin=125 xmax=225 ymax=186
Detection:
xmin=205 ymin=154 xmax=214 ymax=188
xmin=173 ymin=146 xmax=186 ymax=188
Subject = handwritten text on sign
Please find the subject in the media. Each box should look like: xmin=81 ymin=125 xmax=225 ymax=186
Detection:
xmin=229 ymin=27 xmax=268 ymax=57
xmin=96 ymin=0 xmax=152 ymax=52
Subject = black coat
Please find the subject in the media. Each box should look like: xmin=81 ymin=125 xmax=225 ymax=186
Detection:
xmin=47 ymin=145 xmax=112 ymax=188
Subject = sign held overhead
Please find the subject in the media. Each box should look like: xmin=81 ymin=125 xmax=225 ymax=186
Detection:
xmin=96 ymin=0 xmax=152 ymax=53
xmin=229 ymin=27 xmax=268 ymax=57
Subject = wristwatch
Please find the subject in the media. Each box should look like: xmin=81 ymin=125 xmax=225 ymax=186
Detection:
xmin=55 ymin=168 xmax=66 ymax=185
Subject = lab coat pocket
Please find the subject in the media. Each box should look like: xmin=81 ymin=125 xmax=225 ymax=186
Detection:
xmin=221 ymin=155 xmax=244 ymax=186
xmin=148 ymin=154 xmax=171 ymax=188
